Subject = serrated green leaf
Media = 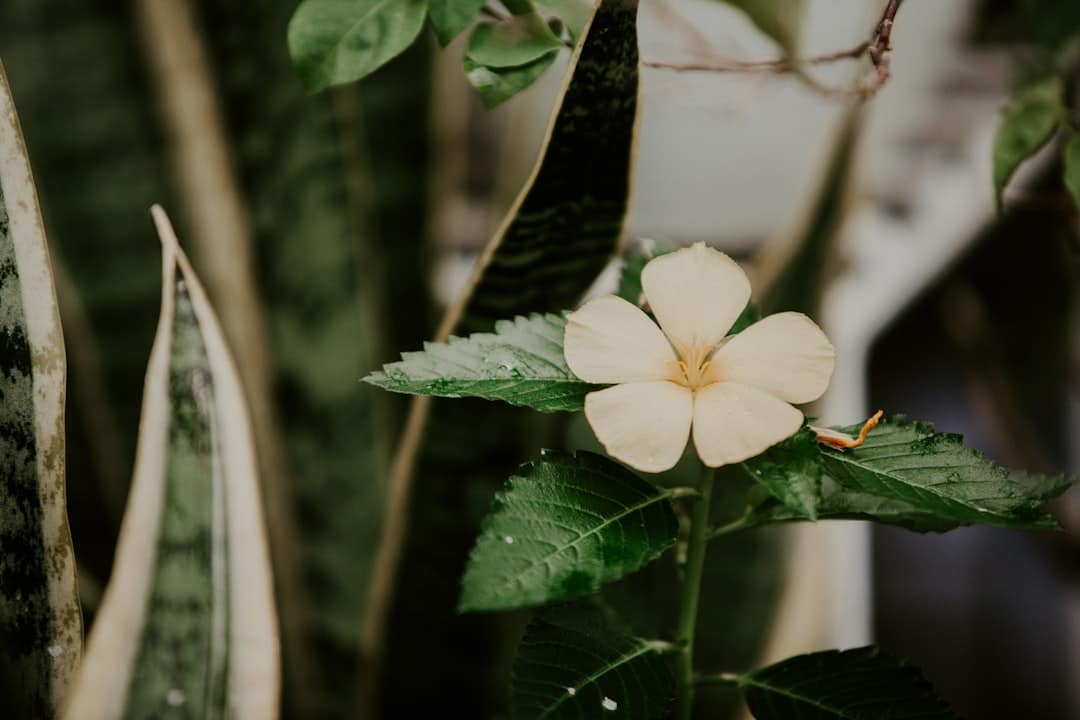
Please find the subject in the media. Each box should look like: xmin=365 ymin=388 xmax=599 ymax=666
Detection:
xmin=366 ymin=313 xmax=594 ymax=412
xmin=465 ymin=53 xmax=560 ymax=108
xmin=512 ymin=603 xmax=674 ymax=720
xmin=287 ymin=0 xmax=428 ymax=91
xmin=0 ymin=60 xmax=81 ymax=718
xmin=430 ymin=0 xmax=486 ymax=45
xmin=743 ymin=428 xmax=821 ymax=519
xmin=993 ymin=77 xmax=1063 ymax=206
xmin=64 ymin=210 xmax=278 ymax=719
xmin=1065 ymin=133 xmax=1080 ymax=213
xmin=715 ymin=0 xmax=805 ymax=54
xmin=466 ymin=12 xmax=565 ymax=68
xmin=742 ymin=417 xmax=1075 ymax=533
xmin=459 ymin=451 xmax=677 ymax=612
xmin=739 ymin=646 xmax=956 ymax=719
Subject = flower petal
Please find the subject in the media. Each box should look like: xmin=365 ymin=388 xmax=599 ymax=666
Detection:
xmin=641 ymin=242 xmax=750 ymax=350
xmin=564 ymin=295 xmax=677 ymax=383
xmin=585 ymin=381 xmax=693 ymax=473
xmin=692 ymin=382 xmax=803 ymax=467
xmin=710 ymin=312 xmax=835 ymax=404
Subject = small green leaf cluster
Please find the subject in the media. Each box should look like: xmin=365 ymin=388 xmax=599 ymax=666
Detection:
xmin=288 ymin=0 xmax=587 ymax=104
xmin=366 ymin=246 xmax=1075 ymax=718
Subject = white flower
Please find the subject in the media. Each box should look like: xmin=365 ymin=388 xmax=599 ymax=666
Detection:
xmin=564 ymin=243 xmax=836 ymax=473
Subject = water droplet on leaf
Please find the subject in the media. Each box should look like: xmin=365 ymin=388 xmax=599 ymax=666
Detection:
xmin=166 ymin=689 xmax=186 ymax=707
xmin=602 ymin=697 xmax=618 ymax=711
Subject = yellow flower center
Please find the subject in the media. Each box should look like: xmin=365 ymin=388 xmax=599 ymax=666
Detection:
xmin=668 ymin=341 xmax=719 ymax=390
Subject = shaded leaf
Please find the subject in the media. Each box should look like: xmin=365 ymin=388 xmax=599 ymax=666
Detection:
xmin=430 ymin=0 xmax=486 ymax=45
xmin=1065 ymin=133 xmax=1080 ymax=213
xmin=716 ymin=0 xmax=805 ymax=54
xmin=63 ymin=209 xmax=279 ymax=718
xmin=459 ymin=451 xmax=677 ymax=612
xmin=0 ymin=59 xmax=81 ymax=718
xmin=742 ymin=417 xmax=1075 ymax=533
xmin=466 ymin=12 xmax=565 ymax=68
xmin=993 ymin=78 xmax=1063 ymax=206
xmin=465 ymin=53 xmax=560 ymax=108
xmin=287 ymin=0 xmax=428 ymax=91
xmin=538 ymin=0 xmax=593 ymax=41
xmin=740 ymin=646 xmax=956 ymax=719
xmin=512 ymin=603 xmax=674 ymax=720
xmin=366 ymin=313 xmax=593 ymax=412
xmin=743 ymin=428 xmax=820 ymax=519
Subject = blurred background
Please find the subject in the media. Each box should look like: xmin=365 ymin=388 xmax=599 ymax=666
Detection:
xmin=1 ymin=0 xmax=1078 ymax=718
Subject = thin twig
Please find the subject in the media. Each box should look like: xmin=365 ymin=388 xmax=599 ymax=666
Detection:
xmin=644 ymin=0 xmax=905 ymax=99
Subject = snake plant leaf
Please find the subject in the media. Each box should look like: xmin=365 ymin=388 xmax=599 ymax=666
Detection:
xmin=993 ymin=77 xmax=1063 ymax=207
xmin=739 ymin=646 xmax=957 ymax=719
xmin=366 ymin=313 xmax=594 ymax=412
xmin=741 ymin=417 xmax=1075 ymax=533
xmin=714 ymin=0 xmax=805 ymax=55
xmin=287 ymin=0 xmax=428 ymax=91
xmin=512 ymin=603 xmax=674 ymax=720
xmin=62 ymin=208 xmax=279 ymax=719
xmin=0 ymin=59 xmax=81 ymax=719
xmin=459 ymin=450 xmax=677 ymax=612
xmin=429 ymin=0 xmax=486 ymax=45
xmin=1064 ymin=133 xmax=1080 ymax=214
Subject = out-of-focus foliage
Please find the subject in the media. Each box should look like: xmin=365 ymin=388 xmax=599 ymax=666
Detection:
xmin=713 ymin=0 xmax=805 ymax=55
xmin=993 ymin=78 xmax=1064 ymax=205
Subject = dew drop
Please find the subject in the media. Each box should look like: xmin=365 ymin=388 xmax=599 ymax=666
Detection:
xmin=566 ymin=687 xmax=576 ymax=696
xmin=601 ymin=697 xmax=618 ymax=711
xmin=166 ymin=689 xmax=186 ymax=707
xmin=504 ymin=536 xmax=515 ymax=544
xmin=46 ymin=645 xmax=62 ymax=657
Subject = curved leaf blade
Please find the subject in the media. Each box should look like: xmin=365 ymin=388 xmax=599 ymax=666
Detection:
xmin=739 ymin=646 xmax=956 ymax=719
xmin=0 ymin=58 xmax=81 ymax=718
xmin=365 ymin=313 xmax=594 ymax=412
xmin=465 ymin=52 xmax=560 ymax=108
xmin=459 ymin=451 xmax=677 ymax=612
xmin=512 ymin=604 xmax=674 ymax=720
xmin=466 ymin=12 xmax=564 ymax=68
xmin=430 ymin=0 xmax=486 ymax=45
xmin=993 ymin=78 xmax=1063 ymax=207
xmin=62 ymin=208 xmax=279 ymax=719
xmin=715 ymin=0 xmax=805 ymax=54
xmin=287 ymin=0 xmax=428 ymax=91
xmin=1064 ymin=133 xmax=1080 ymax=214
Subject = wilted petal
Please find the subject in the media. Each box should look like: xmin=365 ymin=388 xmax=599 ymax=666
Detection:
xmin=641 ymin=243 xmax=750 ymax=351
xmin=585 ymin=381 xmax=693 ymax=473
xmin=710 ymin=312 xmax=835 ymax=404
xmin=692 ymin=382 xmax=803 ymax=466
xmin=565 ymin=295 xmax=676 ymax=384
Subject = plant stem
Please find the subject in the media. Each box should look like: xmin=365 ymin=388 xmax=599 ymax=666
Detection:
xmin=675 ymin=463 xmax=716 ymax=720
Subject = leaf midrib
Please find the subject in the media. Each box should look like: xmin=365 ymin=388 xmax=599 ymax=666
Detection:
xmin=535 ymin=642 xmax=654 ymax=719
xmin=739 ymin=675 xmax=860 ymax=719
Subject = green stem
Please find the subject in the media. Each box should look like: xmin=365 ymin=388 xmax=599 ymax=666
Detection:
xmin=675 ymin=463 xmax=716 ymax=720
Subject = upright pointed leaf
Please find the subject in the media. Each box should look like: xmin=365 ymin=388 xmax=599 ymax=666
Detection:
xmin=739 ymin=647 xmax=956 ymax=719
xmin=993 ymin=78 xmax=1063 ymax=206
xmin=63 ymin=209 xmax=279 ymax=719
xmin=742 ymin=417 xmax=1075 ymax=532
xmin=366 ymin=313 xmax=593 ymax=412
xmin=460 ymin=451 xmax=677 ymax=612
xmin=0 ymin=59 xmax=81 ymax=719
xmin=715 ymin=0 xmax=805 ymax=54
xmin=513 ymin=604 xmax=674 ymax=720
xmin=287 ymin=0 xmax=428 ymax=91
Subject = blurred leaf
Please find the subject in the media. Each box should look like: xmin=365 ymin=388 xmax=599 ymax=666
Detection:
xmin=64 ymin=210 xmax=278 ymax=718
xmin=993 ymin=77 xmax=1063 ymax=207
xmin=739 ymin=647 xmax=956 ymax=719
xmin=465 ymin=53 xmax=559 ymax=107
xmin=715 ymin=0 xmax=805 ymax=54
xmin=430 ymin=0 xmax=486 ymax=45
xmin=467 ymin=12 xmax=565 ymax=68
xmin=538 ymin=0 xmax=593 ymax=40
xmin=743 ymin=427 xmax=821 ymax=519
xmin=0 ymin=60 xmax=81 ymax=718
xmin=460 ymin=451 xmax=677 ymax=611
xmin=615 ymin=240 xmax=674 ymax=305
xmin=1065 ymin=133 xmax=1080 ymax=213
xmin=742 ymin=417 xmax=1075 ymax=533
xmin=512 ymin=603 xmax=674 ymax=720
xmin=367 ymin=313 xmax=593 ymax=412
xmin=287 ymin=0 xmax=428 ymax=91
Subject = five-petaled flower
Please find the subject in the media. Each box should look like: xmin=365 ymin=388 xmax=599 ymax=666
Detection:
xmin=564 ymin=242 xmax=836 ymax=473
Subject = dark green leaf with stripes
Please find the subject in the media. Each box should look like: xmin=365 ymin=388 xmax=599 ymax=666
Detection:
xmin=512 ymin=603 xmax=674 ymax=720
xmin=459 ymin=451 xmax=677 ymax=612
xmin=365 ymin=313 xmax=594 ymax=412
xmin=739 ymin=646 xmax=956 ymax=719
